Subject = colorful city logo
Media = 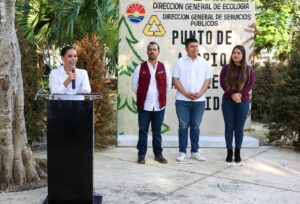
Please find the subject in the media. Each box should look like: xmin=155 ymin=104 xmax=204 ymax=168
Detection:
xmin=126 ymin=4 xmax=145 ymax=24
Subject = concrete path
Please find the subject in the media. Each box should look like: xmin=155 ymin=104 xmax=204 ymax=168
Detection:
xmin=0 ymin=147 xmax=299 ymax=204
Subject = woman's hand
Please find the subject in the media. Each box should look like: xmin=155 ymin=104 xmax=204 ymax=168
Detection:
xmin=63 ymin=72 xmax=76 ymax=87
xmin=231 ymin=93 xmax=242 ymax=103
xmin=68 ymin=71 xmax=76 ymax=81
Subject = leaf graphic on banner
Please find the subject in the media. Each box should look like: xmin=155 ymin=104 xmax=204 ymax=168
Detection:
xmin=117 ymin=94 xmax=138 ymax=113
xmin=117 ymin=62 xmax=139 ymax=76
xmin=118 ymin=15 xmax=143 ymax=76
xmin=117 ymin=15 xmax=143 ymax=114
xmin=161 ymin=123 xmax=170 ymax=134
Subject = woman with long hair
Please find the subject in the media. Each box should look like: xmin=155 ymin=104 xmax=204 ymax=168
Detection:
xmin=220 ymin=45 xmax=255 ymax=164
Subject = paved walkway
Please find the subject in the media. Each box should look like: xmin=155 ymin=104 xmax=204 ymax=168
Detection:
xmin=0 ymin=146 xmax=300 ymax=204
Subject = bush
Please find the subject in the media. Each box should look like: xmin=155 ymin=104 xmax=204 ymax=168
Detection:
xmin=252 ymin=61 xmax=285 ymax=122
xmin=252 ymin=36 xmax=300 ymax=150
xmin=252 ymin=37 xmax=300 ymax=150
xmin=266 ymin=40 xmax=300 ymax=150
xmin=76 ymin=34 xmax=117 ymax=149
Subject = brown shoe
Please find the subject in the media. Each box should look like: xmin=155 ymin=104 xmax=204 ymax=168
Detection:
xmin=138 ymin=157 xmax=145 ymax=164
xmin=155 ymin=155 xmax=168 ymax=164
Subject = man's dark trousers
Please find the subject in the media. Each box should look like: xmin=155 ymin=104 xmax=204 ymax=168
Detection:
xmin=137 ymin=108 xmax=165 ymax=158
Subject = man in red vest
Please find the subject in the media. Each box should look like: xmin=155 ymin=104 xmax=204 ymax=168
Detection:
xmin=132 ymin=42 xmax=172 ymax=164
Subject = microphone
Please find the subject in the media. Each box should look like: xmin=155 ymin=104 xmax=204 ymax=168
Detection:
xmin=71 ymin=65 xmax=76 ymax=89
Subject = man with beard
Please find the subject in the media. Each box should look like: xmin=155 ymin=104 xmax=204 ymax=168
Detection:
xmin=132 ymin=41 xmax=172 ymax=164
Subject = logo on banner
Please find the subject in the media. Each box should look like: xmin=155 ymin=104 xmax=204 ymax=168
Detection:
xmin=143 ymin=15 xmax=166 ymax=37
xmin=126 ymin=4 xmax=145 ymax=24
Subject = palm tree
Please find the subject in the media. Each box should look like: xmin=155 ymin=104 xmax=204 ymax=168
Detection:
xmin=16 ymin=0 xmax=118 ymax=74
xmin=16 ymin=0 xmax=118 ymax=48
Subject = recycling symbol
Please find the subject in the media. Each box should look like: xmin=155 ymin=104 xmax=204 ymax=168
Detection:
xmin=143 ymin=15 xmax=166 ymax=37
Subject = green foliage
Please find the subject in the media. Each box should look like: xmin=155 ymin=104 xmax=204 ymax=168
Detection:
xmin=16 ymin=0 xmax=101 ymax=46
xmin=253 ymin=36 xmax=300 ymax=149
xmin=252 ymin=55 xmax=300 ymax=149
xmin=255 ymin=0 xmax=299 ymax=58
xmin=252 ymin=61 xmax=286 ymax=122
xmin=16 ymin=0 xmax=119 ymax=70
xmin=266 ymin=36 xmax=300 ymax=149
xmin=99 ymin=0 xmax=119 ymax=74
xmin=252 ymin=32 xmax=300 ymax=149
xmin=16 ymin=0 xmax=55 ymax=46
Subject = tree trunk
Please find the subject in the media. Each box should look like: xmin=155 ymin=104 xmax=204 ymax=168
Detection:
xmin=0 ymin=0 xmax=39 ymax=189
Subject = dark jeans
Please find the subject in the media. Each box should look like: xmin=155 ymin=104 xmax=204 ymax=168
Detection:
xmin=175 ymin=100 xmax=205 ymax=153
xmin=222 ymin=99 xmax=250 ymax=149
xmin=137 ymin=108 xmax=165 ymax=158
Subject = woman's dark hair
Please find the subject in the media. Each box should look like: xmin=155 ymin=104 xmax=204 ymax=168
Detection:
xmin=60 ymin=45 xmax=76 ymax=56
xmin=226 ymin=45 xmax=249 ymax=91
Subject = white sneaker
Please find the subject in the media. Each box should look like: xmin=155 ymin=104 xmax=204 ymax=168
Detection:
xmin=191 ymin=152 xmax=206 ymax=161
xmin=176 ymin=152 xmax=186 ymax=162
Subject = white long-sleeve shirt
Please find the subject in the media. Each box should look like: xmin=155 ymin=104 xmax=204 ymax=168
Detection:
xmin=131 ymin=61 xmax=172 ymax=111
xmin=49 ymin=65 xmax=91 ymax=100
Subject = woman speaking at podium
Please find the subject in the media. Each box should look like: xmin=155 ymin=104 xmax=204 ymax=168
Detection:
xmin=49 ymin=45 xmax=91 ymax=100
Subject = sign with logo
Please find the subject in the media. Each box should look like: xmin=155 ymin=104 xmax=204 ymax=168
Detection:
xmin=118 ymin=0 xmax=255 ymax=143
xmin=143 ymin=15 xmax=166 ymax=37
xmin=126 ymin=4 xmax=145 ymax=24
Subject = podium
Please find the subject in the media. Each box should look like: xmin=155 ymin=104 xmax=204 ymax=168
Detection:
xmin=41 ymin=94 xmax=103 ymax=204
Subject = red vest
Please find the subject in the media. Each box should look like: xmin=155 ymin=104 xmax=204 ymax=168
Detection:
xmin=137 ymin=61 xmax=167 ymax=109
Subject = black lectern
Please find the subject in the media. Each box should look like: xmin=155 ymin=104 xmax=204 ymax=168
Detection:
xmin=42 ymin=94 xmax=102 ymax=204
